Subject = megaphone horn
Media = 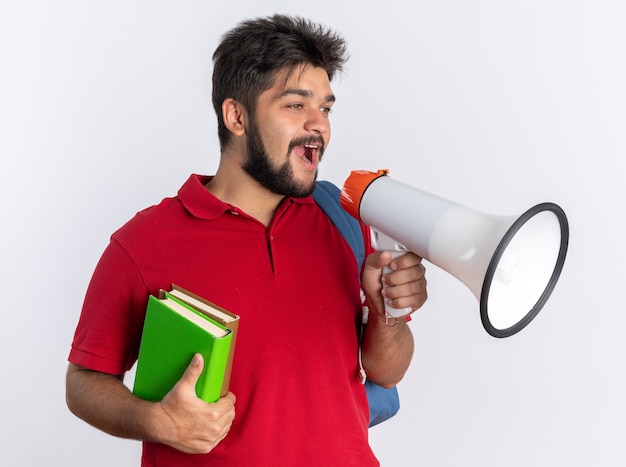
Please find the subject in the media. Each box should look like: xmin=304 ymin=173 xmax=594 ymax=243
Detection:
xmin=340 ymin=169 xmax=569 ymax=338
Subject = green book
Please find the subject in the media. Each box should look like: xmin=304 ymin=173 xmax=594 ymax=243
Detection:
xmin=166 ymin=284 xmax=240 ymax=397
xmin=132 ymin=295 xmax=232 ymax=403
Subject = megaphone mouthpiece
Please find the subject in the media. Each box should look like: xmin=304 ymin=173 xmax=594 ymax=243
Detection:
xmin=340 ymin=169 xmax=390 ymax=221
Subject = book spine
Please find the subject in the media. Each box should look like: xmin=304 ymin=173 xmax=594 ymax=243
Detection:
xmin=197 ymin=333 xmax=232 ymax=402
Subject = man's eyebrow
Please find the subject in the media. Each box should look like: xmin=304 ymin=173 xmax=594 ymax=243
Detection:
xmin=279 ymin=88 xmax=336 ymax=103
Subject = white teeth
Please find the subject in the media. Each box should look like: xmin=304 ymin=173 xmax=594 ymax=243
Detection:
xmin=304 ymin=144 xmax=317 ymax=149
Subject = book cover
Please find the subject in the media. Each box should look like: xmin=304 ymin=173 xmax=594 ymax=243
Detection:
xmin=166 ymin=284 xmax=240 ymax=397
xmin=132 ymin=295 xmax=232 ymax=403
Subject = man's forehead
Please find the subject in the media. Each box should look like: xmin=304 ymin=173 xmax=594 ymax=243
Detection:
xmin=271 ymin=64 xmax=334 ymax=98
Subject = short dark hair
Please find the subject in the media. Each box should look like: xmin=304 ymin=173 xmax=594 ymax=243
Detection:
xmin=212 ymin=14 xmax=349 ymax=149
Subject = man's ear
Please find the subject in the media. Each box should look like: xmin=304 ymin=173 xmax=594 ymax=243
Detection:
xmin=222 ymin=98 xmax=247 ymax=136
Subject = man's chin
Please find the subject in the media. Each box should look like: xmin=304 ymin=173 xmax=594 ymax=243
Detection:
xmin=294 ymin=173 xmax=318 ymax=197
xmin=287 ymin=182 xmax=315 ymax=198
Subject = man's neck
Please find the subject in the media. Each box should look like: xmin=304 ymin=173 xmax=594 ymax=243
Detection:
xmin=205 ymin=163 xmax=285 ymax=227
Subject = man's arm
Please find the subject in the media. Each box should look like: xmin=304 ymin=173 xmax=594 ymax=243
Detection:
xmin=360 ymin=251 xmax=427 ymax=387
xmin=65 ymin=354 xmax=236 ymax=454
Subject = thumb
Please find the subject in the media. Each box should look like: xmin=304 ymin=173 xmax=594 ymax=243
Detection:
xmin=363 ymin=250 xmax=393 ymax=272
xmin=180 ymin=353 xmax=204 ymax=390
xmin=361 ymin=251 xmax=393 ymax=314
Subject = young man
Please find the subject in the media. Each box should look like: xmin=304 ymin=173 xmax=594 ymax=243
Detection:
xmin=66 ymin=14 xmax=427 ymax=466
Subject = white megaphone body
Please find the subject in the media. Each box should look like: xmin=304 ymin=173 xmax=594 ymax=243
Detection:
xmin=340 ymin=169 xmax=569 ymax=338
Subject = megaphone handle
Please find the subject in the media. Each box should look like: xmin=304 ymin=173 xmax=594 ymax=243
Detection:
xmin=370 ymin=228 xmax=413 ymax=319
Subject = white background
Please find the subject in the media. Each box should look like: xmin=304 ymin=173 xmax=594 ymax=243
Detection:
xmin=2 ymin=1 xmax=624 ymax=466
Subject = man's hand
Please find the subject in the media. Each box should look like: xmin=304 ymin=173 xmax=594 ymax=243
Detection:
xmin=361 ymin=250 xmax=427 ymax=320
xmin=157 ymin=353 xmax=236 ymax=454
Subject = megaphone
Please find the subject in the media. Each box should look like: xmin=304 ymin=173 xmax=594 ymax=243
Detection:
xmin=340 ymin=169 xmax=569 ymax=338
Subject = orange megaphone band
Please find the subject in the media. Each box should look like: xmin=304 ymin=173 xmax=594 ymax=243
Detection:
xmin=340 ymin=169 xmax=389 ymax=221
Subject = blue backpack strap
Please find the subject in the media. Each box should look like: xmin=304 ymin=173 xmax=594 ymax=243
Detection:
xmin=313 ymin=180 xmax=400 ymax=428
xmin=312 ymin=181 xmax=365 ymax=269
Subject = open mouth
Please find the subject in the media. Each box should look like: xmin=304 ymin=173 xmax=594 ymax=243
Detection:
xmin=303 ymin=144 xmax=318 ymax=164
xmin=293 ymin=143 xmax=321 ymax=166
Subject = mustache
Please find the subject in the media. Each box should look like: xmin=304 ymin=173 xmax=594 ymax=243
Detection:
xmin=288 ymin=135 xmax=326 ymax=155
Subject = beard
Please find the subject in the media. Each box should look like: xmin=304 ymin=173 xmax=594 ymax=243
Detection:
xmin=242 ymin=118 xmax=323 ymax=198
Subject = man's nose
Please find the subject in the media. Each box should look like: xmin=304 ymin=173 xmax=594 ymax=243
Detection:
xmin=304 ymin=107 xmax=330 ymax=135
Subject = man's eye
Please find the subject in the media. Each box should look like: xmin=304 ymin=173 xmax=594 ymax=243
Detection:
xmin=321 ymin=107 xmax=333 ymax=114
xmin=288 ymin=104 xmax=304 ymax=110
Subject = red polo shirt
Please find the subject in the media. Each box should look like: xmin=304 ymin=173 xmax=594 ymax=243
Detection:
xmin=69 ymin=174 xmax=378 ymax=466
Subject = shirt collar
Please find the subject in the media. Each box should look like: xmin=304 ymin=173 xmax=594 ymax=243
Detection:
xmin=178 ymin=174 xmax=315 ymax=220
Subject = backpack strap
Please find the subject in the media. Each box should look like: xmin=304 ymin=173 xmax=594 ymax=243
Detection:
xmin=313 ymin=180 xmax=368 ymax=382
xmin=313 ymin=180 xmax=400 ymax=428
xmin=312 ymin=181 xmax=365 ymax=269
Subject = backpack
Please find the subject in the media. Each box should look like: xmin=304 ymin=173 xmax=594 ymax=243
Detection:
xmin=312 ymin=180 xmax=400 ymax=427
